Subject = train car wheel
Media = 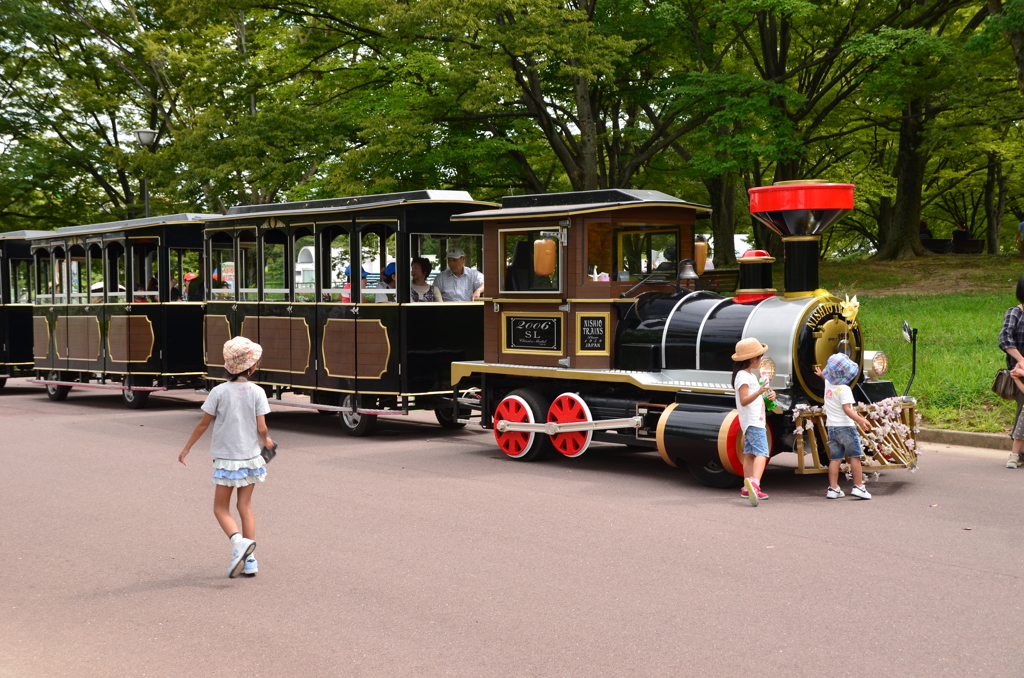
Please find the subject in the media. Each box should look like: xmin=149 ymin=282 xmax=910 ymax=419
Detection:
xmin=688 ymin=461 xmax=744 ymax=489
xmin=493 ymin=389 xmax=552 ymax=461
xmin=45 ymin=370 xmax=71 ymax=402
xmin=547 ymin=393 xmax=593 ymax=458
xmin=435 ymin=406 xmax=467 ymax=429
xmin=340 ymin=394 xmax=377 ymax=436
xmin=122 ymin=376 xmax=150 ymax=409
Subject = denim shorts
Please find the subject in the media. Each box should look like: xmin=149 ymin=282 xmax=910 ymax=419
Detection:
xmin=742 ymin=426 xmax=770 ymax=458
xmin=826 ymin=426 xmax=864 ymax=460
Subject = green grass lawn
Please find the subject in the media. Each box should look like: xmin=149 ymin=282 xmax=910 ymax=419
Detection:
xmin=858 ymin=292 xmax=1017 ymax=433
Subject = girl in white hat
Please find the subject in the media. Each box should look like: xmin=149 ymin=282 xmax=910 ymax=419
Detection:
xmin=732 ymin=337 xmax=776 ymax=506
xmin=179 ymin=336 xmax=273 ymax=577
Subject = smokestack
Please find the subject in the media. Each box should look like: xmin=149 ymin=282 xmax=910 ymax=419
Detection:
xmin=748 ymin=180 xmax=854 ymax=299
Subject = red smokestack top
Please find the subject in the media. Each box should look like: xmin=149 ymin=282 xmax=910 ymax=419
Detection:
xmin=747 ymin=181 xmax=855 ymax=297
xmin=748 ymin=181 xmax=854 ymax=237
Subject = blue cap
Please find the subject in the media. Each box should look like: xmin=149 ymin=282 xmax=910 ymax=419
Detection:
xmin=344 ymin=265 xmax=368 ymax=277
xmin=384 ymin=262 xmax=396 ymax=277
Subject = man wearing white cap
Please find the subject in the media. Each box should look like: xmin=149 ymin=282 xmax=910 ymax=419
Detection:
xmin=434 ymin=245 xmax=484 ymax=302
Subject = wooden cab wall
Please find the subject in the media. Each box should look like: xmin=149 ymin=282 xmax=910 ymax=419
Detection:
xmin=467 ymin=192 xmax=707 ymax=371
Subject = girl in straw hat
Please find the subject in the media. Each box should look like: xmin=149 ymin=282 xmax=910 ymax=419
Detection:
xmin=732 ymin=337 xmax=775 ymax=506
xmin=179 ymin=336 xmax=273 ymax=578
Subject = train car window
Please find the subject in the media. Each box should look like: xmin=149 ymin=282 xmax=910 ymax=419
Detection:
xmin=53 ymin=249 xmax=68 ymax=304
xmin=498 ymin=227 xmax=561 ymax=293
xmin=130 ymin=241 xmax=160 ymax=303
xmin=293 ymin=228 xmax=315 ymax=303
xmin=319 ymin=224 xmax=350 ymax=302
xmin=208 ymin=231 xmax=234 ymax=301
xmin=12 ymin=260 xmax=33 ymax=303
xmin=262 ymin=228 xmax=288 ymax=301
xmin=238 ymin=231 xmax=259 ymax=302
xmin=584 ymin=222 xmax=680 ymax=283
xmin=88 ymin=245 xmax=103 ymax=303
xmin=358 ymin=223 xmax=397 ymax=303
xmin=69 ymin=245 xmax=89 ymax=304
xmin=35 ymin=252 xmax=52 ymax=303
xmin=105 ymin=243 xmax=127 ymax=304
xmin=168 ymin=248 xmax=199 ymax=301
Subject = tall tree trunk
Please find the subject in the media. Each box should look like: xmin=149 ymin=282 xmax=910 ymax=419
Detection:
xmin=985 ymin=152 xmax=1008 ymax=254
xmin=704 ymin=174 xmax=737 ymax=267
xmin=874 ymin=100 xmax=930 ymax=260
xmin=572 ymin=74 xmax=600 ymax=190
xmin=876 ymin=196 xmax=893 ymax=248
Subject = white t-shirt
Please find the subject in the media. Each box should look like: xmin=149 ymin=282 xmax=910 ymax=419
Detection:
xmin=734 ymin=369 xmax=765 ymax=431
xmin=823 ymin=380 xmax=855 ymax=427
xmin=201 ymin=380 xmax=271 ymax=460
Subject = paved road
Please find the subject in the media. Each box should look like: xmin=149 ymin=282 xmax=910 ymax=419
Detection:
xmin=1 ymin=379 xmax=1020 ymax=677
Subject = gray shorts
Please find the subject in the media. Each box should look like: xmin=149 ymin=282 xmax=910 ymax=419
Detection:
xmin=826 ymin=426 xmax=863 ymax=461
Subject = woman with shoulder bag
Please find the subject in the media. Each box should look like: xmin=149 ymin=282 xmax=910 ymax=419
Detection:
xmin=998 ymin=275 xmax=1024 ymax=468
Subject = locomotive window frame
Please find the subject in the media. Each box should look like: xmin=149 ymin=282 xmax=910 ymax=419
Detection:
xmin=497 ymin=224 xmax=564 ymax=295
xmin=582 ymin=219 xmax=684 ymax=286
xmin=207 ymin=230 xmax=235 ymax=301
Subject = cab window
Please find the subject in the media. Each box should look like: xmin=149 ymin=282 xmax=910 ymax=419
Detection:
xmin=498 ymin=227 xmax=561 ymax=293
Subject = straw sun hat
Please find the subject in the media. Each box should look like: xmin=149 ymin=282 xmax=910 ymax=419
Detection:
xmin=223 ymin=336 xmax=263 ymax=375
xmin=732 ymin=337 xmax=769 ymax=362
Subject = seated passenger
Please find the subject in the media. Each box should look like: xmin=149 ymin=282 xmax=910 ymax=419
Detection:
xmin=434 ymin=246 xmax=484 ymax=301
xmin=411 ymin=257 xmax=443 ymax=302
xmin=375 ymin=262 xmax=396 ymax=303
xmin=341 ymin=265 xmax=368 ymax=303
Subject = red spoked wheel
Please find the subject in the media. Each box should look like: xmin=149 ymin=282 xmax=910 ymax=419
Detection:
xmin=492 ymin=389 xmax=552 ymax=461
xmin=493 ymin=394 xmax=536 ymax=459
xmin=547 ymin=392 xmax=593 ymax=457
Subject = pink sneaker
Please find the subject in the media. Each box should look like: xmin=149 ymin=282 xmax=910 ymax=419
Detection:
xmin=743 ymin=478 xmax=759 ymax=506
xmin=740 ymin=484 xmax=769 ymax=500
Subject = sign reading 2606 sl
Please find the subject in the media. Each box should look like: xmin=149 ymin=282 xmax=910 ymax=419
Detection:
xmin=505 ymin=315 xmax=562 ymax=351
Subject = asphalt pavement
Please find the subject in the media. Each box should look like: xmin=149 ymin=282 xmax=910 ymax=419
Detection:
xmin=1 ymin=378 xmax=1020 ymax=677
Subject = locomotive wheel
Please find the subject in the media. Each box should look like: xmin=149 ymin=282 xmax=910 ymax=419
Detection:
xmin=435 ymin=406 xmax=467 ymax=429
xmin=122 ymin=375 xmax=150 ymax=409
xmin=45 ymin=370 xmax=71 ymax=402
xmin=493 ymin=389 xmax=552 ymax=461
xmin=547 ymin=393 xmax=593 ymax=457
xmin=339 ymin=394 xmax=377 ymax=437
xmin=688 ymin=460 xmax=744 ymax=489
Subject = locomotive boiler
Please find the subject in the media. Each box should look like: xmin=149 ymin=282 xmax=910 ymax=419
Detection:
xmin=449 ymin=182 xmax=915 ymax=487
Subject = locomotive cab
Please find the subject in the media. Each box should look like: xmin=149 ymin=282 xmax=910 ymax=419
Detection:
xmin=451 ymin=185 xmax=916 ymax=488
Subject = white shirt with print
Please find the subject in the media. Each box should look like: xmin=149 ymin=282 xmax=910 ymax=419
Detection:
xmin=201 ymin=380 xmax=271 ymax=460
xmin=734 ymin=369 xmax=765 ymax=431
xmin=823 ymin=379 xmax=856 ymax=427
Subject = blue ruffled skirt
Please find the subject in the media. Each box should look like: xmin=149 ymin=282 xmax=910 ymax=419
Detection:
xmin=211 ymin=456 xmax=266 ymax=487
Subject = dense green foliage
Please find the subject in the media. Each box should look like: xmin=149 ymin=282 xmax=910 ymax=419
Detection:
xmin=3 ymin=0 xmax=1024 ymax=261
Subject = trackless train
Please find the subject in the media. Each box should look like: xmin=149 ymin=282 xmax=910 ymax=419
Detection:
xmin=1 ymin=182 xmax=918 ymax=486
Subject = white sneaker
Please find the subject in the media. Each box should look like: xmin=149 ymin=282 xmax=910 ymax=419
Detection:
xmin=826 ymin=486 xmax=845 ymax=499
xmin=1007 ymin=453 xmax=1021 ymax=469
xmin=851 ymin=485 xmax=872 ymax=500
xmin=243 ymin=556 xmax=258 ymax=576
xmin=228 ymin=537 xmax=256 ymax=578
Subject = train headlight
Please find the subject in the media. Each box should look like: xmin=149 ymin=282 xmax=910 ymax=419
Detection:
xmin=759 ymin=356 xmax=776 ymax=383
xmin=864 ymin=350 xmax=888 ymax=379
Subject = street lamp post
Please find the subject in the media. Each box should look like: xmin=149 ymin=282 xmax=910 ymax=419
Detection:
xmin=132 ymin=128 xmax=158 ymax=218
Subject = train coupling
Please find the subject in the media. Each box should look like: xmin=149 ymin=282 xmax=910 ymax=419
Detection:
xmin=495 ymin=415 xmax=643 ymax=435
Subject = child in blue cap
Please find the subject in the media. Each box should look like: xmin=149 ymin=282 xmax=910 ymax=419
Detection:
xmin=815 ymin=353 xmax=874 ymax=500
